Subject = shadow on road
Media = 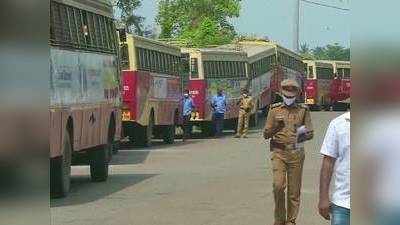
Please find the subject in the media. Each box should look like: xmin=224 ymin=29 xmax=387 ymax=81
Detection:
xmin=110 ymin=149 xmax=151 ymax=165
xmin=51 ymin=173 xmax=157 ymax=207
xmin=114 ymin=139 xmax=203 ymax=165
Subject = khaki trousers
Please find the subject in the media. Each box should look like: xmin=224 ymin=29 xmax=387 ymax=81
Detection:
xmin=236 ymin=110 xmax=250 ymax=136
xmin=270 ymin=149 xmax=305 ymax=224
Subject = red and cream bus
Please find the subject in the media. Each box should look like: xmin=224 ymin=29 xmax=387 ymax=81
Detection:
xmin=183 ymin=40 xmax=306 ymax=135
xmin=330 ymin=61 xmax=351 ymax=110
xmin=50 ymin=0 xmax=121 ymax=197
xmin=183 ymin=48 xmax=249 ymax=135
xmin=304 ymin=60 xmax=335 ymax=110
xmin=235 ymin=40 xmax=306 ymax=112
xmin=120 ymin=35 xmax=182 ymax=146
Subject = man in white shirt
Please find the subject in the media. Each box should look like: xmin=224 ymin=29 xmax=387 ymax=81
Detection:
xmin=318 ymin=112 xmax=350 ymax=225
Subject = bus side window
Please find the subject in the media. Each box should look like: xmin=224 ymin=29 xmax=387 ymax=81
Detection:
xmin=190 ymin=58 xmax=198 ymax=79
xmin=308 ymin=66 xmax=313 ymax=79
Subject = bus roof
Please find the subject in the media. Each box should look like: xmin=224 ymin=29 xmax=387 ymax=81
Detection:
xmin=217 ymin=42 xmax=276 ymax=63
xmin=127 ymin=34 xmax=181 ymax=56
xmin=53 ymin=0 xmax=113 ymax=17
xmin=332 ymin=61 xmax=351 ymax=69
xmin=223 ymin=40 xmax=303 ymax=62
xmin=305 ymin=60 xmax=351 ymax=70
xmin=303 ymin=60 xmax=334 ymax=68
xmin=182 ymin=47 xmax=247 ymax=62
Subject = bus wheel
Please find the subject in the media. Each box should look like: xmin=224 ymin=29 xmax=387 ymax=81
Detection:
xmin=163 ymin=124 xmax=175 ymax=144
xmin=50 ymin=131 xmax=72 ymax=198
xmin=133 ymin=113 xmax=154 ymax=147
xmin=122 ymin=122 xmax=135 ymax=146
xmin=89 ymin=141 xmax=110 ymax=182
xmin=144 ymin=112 xmax=154 ymax=146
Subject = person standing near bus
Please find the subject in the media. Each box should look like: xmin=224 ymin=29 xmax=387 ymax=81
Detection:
xmin=211 ymin=88 xmax=227 ymax=137
xmin=235 ymin=88 xmax=254 ymax=138
xmin=263 ymin=79 xmax=314 ymax=225
xmin=182 ymin=89 xmax=195 ymax=142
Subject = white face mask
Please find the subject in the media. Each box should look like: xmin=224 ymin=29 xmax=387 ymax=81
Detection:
xmin=283 ymin=96 xmax=296 ymax=106
xmin=184 ymin=94 xmax=189 ymax=98
xmin=243 ymin=94 xmax=248 ymax=97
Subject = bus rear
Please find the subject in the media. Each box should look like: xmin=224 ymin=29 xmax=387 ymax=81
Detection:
xmin=304 ymin=61 xmax=318 ymax=107
xmin=330 ymin=61 xmax=351 ymax=110
xmin=185 ymin=48 xmax=248 ymax=135
xmin=120 ymin=35 xmax=182 ymax=146
xmin=303 ymin=60 xmax=334 ymax=110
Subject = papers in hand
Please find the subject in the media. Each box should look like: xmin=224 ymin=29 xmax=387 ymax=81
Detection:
xmin=297 ymin=125 xmax=308 ymax=135
xmin=295 ymin=125 xmax=307 ymax=149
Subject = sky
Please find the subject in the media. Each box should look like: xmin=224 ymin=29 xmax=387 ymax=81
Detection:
xmin=135 ymin=0 xmax=350 ymax=51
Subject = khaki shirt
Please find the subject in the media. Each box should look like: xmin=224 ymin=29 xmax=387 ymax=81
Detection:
xmin=263 ymin=103 xmax=313 ymax=145
xmin=239 ymin=96 xmax=254 ymax=112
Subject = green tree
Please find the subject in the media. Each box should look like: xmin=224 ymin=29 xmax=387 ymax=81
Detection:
xmin=114 ymin=0 xmax=145 ymax=35
xmin=301 ymin=43 xmax=350 ymax=61
xmin=156 ymin=0 xmax=241 ymax=47
xmin=299 ymin=43 xmax=315 ymax=60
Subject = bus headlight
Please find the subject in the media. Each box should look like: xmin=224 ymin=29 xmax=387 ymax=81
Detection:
xmin=306 ymin=99 xmax=315 ymax=104
xmin=122 ymin=110 xmax=131 ymax=121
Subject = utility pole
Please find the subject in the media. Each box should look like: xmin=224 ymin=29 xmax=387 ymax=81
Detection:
xmin=294 ymin=0 xmax=300 ymax=52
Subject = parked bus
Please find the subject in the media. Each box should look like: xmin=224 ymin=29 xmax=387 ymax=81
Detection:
xmin=236 ymin=42 xmax=276 ymax=123
xmin=120 ymin=34 xmax=182 ymax=146
xmin=304 ymin=60 xmax=335 ymax=110
xmin=183 ymin=40 xmax=306 ymax=135
xmin=273 ymin=45 xmax=306 ymax=103
xmin=50 ymin=0 xmax=121 ymax=197
xmin=234 ymin=40 xmax=305 ymax=111
xmin=183 ymin=48 xmax=249 ymax=135
xmin=330 ymin=61 xmax=351 ymax=110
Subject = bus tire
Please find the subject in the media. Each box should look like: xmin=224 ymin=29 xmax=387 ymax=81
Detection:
xmin=135 ymin=112 xmax=154 ymax=147
xmin=163 ymin=125 xmax=175 ymax=144
xmin=50 ymin=131 xmax=72 ymax=198
xmin=89 ymin=143 xmax=110 ymax=182
xmin=123 ymin=121 xmax=135 ymax=146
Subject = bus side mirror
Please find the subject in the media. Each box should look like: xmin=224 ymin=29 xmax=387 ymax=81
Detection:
xmin=118 ymin=29 xmax=127 ymax=43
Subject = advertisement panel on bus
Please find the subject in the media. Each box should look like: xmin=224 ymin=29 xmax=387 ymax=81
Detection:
xmin=120 ymin=35 xmax=182 ymax=146
xmin=49 ymin=0 xmax=121 ymax=198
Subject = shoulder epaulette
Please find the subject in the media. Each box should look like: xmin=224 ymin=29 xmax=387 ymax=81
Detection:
xmin=270 ymin=103 xmax=283 ymax=108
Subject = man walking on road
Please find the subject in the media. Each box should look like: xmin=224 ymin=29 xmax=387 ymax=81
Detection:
xmin=211 ymin=88 xmax=227 ymax=137
xmin=318 ymin=112 xmax=350 ymax=225
xmin=235 ymin=88 xmax=253 ymax=138
xmin=263 ymin=79 xmax=314 ymax=225
xmin=182 ymin=89 xmax=195 ymax=142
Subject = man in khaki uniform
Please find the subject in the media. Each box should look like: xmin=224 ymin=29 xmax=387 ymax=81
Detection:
xmin=235 ymin=88 xmax=254 ymax=138
xmin=263 ymin=79 xmax=314 ymax=225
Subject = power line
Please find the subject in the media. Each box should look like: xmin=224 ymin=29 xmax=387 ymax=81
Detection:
xmin=301 ymin=0 xmax=350 ymax=11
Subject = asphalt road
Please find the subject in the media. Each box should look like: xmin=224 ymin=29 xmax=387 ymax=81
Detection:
xmin=51 ymin=111 xmax=343 ymax=225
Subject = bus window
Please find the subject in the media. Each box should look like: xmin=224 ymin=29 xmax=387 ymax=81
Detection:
xmin=344 ymin=68 xmax=351 ymax=79
xmin=308 ymin=66 xmax=313 ymax=79
xmin=316 ymin=67 xmax=333 ymax=79
xmin=190 ymin=58 xmax=199 ymax=78
xmin=180 ymin=54 xmax=190 ymax=74
xmin=120 ymin=43 xmax=129 ymax=70
xmin=239 ymin=62 xmax=246 ymax=77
